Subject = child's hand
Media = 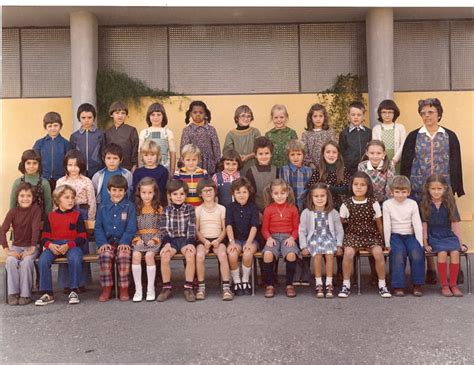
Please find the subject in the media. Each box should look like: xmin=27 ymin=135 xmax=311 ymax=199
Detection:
xmin=6 ymin=249 xmax=21 ymax=259
xmin=98 ymin=244 xmax=112 ymax=254
xmin=210 ymin=240 xmax=220 ymax=248
xmin=183 ymin=245 xmax=196 ymax=255
xmin=133 ymin=239 xmax=144 ymax=247
xmin=284 ymin=237 xmax=295 ymax=247
xmin=160 ymin=243 xmax=172 ymax=255
xmin=336 ymin=247 xmax=343 ymax=256
xmin=227 ymin=242 xmax=238 ymax=254
xmin=385 ymin=247 xmax=391 ymax=254
xmin=424 ymin=245 xmax=432 ymax=253
xmin=266 ymin=237 xmax=276 ymax=247
xmin=20 ymin=247 xmax=36 ymax=259
xmin=58 ymin=244 xmax=69 ymax=255
xmin=48 ymin=243 xmax=61 ymax=255
xmin=204 ymin=240 xmax=212 ymax=249
xmin=118 ymin=244 xmax=131 ymax=253
xmin=301 ymin=248 xmax=309 ymax=256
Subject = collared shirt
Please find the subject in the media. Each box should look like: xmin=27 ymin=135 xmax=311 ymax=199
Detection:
xmin=212 ymin=170 xmax=240 ymax=184
xmin=279 ymin=163 xmax=313 ymax=212
xmin=365 ymin=160 xmax=385 ymax=171
xmin=348 ymin=124 xmax=367 ymax=132
xmin=160 ymin=203 xmax=196 ymax=244
xmin=225 ymin=201 xmax=260 ymax=241
xmin=418 ymin=125 xmax=446 ymax=139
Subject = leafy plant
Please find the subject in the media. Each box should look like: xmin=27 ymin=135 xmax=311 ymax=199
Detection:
xmin=96 ymin=70 xmax=178 ymax=128
xmin=316 ymin=73 xmax=365 ymax=139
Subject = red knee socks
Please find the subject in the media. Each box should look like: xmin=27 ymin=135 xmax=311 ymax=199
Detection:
xmin=437 ymin=262 xmax=448 ymax=287
xmin=449 ymin=263 xmax=460 ymax=287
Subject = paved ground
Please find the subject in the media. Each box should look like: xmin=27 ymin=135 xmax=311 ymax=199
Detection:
xmin=1 ymin=260 xmax=473 ymax=364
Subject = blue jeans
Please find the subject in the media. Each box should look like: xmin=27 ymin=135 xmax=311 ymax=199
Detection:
xmin=389 ymin=234 xmax=425 ymax=288
xmin=39 ymin=239 xmax=83 ymax=291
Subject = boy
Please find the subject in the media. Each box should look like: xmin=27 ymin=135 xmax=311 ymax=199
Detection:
xmin=158 ymin=179 xmax=197 ymax=302
xmin=94 ymin=175 xmax=137 ymax=301
xmin=338 ymin=101 xmax=372 ymax=175
xmin=173 ymin=144 xmax=209 ymax=206
xmin=70 ymin=103 xmax=105 ymax=178
xmin=279 ymin=139 xmax=313 ymax=286
xmin=383 ymin=175 xmax=425 ymax=297
xmin=33 ymin=111 xmax=72 ymax=191
xmin=91 ymin=143 xmax=133 ymax=206
xmin=104 ymin=101 xmax=139 ymax=172
xmin=245 ymin=136 xmax=277 ymax=212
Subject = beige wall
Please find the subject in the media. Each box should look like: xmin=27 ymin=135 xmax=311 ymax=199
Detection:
xmin=1 ymin=91 xmax=473 ymax=239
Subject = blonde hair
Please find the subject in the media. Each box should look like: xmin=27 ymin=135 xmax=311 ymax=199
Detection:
xmin=263 ymin=178 xmax=295 ymax=207
xmin=53 ymin=184 xmax=76 ymax=206
xmin=286 ymin=139 xmax=305 ymax=155
xmin=140 ymin=140 xmax=161 ymax=164
xmin=181 ymin=144 xmax=201 ymax=160
xmin=389 ymin=175 xmax=411 ymax=192
xmin=270 ymin=104 xmax=289 ymax=120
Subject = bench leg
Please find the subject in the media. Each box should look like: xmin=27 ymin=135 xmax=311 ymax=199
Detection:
xmin=4 ymin=267 xmax=8 ymax=304
xmin=251 ymin=257 xmax=256 ymax=296
xmin=465 ymin=253 xmax=471 ymax=294
xmin=357 ymin=255 xmax=361 ymax=295
xmin=114 ymin=260 xmax=118 ymax=299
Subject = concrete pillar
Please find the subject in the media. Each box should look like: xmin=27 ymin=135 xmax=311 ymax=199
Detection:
xmin=70 ymin=11 xmax=98 ymax=131
xmin=366 ymin=8 xmax=394 ymax=128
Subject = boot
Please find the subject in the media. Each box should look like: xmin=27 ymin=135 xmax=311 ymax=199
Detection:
xmin=99 ymin=286 xmax=113 ymax=302
xmin=119 ymin=286 xmax=130 ymax=301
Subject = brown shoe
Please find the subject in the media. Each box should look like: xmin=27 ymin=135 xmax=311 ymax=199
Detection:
xmin=286 ymin=285 xmax=296 ymax=298
xmin=8 ymin=294 xmax=19 ymax=306
xmin=413 ymin=285 xmax=423 ymax=297
xmin=450 ymin=286 xmax=463 ymax=297
xmin=18 ymin=296 xmax=32 ymax=305
xmin=393 ymin=288 xmax=405 ymax=297
xmin=99 ymin=286 xmax=113 ymax=302
xmin=183 ymin=288 xmax=196 ymax=302
xmin=315 ymin=284 xmax=324 ymax=298
xmin=157 ymin=288 xmax=172 ymax=302
xmin=119 ymin=287 xmax=130 ymax=301
xmin=325 ymin=285 xmax=334 ymax=299
xmin=441 ymin=286 xmax=453 ymax=297
xmin=264 ymin=285 xmax=275 ymax=298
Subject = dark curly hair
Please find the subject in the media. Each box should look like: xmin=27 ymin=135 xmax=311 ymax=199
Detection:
xmin=185 ymin=100 xmax=212 ymax=124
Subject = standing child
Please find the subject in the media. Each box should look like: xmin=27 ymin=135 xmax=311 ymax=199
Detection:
xmin=1 ymin=183 xmax=41 ymax=305
xmin=245 ymin=137 xmax=277 ymax=212
xmin=358 ymin=140 xmax=395 ymax=204
xmin=92 ymin=143 xmax=133 ymax=206
xmin=133 ymin=140 xmax=169 ymax=203
xmin=131 ymin=177 xmax=163 ymax=302
xmin=223 ymin=105 xmax=261 ymax=176
xmin=261 ymin=179 xmax=300 ymax=298
xmin=212 ymin=150 xmax=242 ymax=207
xmin=421 ymin=174 xmax=465 ymax=297
xmin=301 ymin=103 xmax=335 ymax=168
xmin=138 ymin=102 xmax=176 ymax=173
xmin=35 ymin=185 xmax=85 ymax=305
xmin=195 ymin=179 xmax=233 ymax=301
xmin=33 ymin=111 xmax=71 ymax=191
xmin=338 ymin=101 xmax=372 ymax=175
xmin=383 ymin=176 xmax=425 ymax=297
xmin=180 ymin=100 xmax=221 ymax=175
xmin=299 ymin=183 xmax=344 ymax=298
xmin=265 ymin=104 xmax=298 ymax=168
xmin=95 ymin=175 xmax=137 ymax=301
xmin=173 ymin=144 xmax=209 ymax=206
xmin=104 ymin=101 xmax=139 ymax=172
xmin=69 ymin=103 xmax=105 ymax=178
xmin=157 ymin=179 xmax=197 ymax=303
xmin=10 ymin=149 xmax=52 ymax=217
xmin=338 ymin=171 xmax=391 ymax=298
xmin=372 ymin=99 xmax=406 ymax=174
xmin=226 ymin=178 xmax=260 ymax=295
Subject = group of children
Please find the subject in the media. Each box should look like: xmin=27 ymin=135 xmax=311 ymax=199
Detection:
xmin=2 ymin=98 xmax=466 ymax=306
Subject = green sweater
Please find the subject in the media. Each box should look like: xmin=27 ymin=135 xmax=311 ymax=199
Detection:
xmin=265 ymin=127 xmax=298 ymax=168
xmin=223 ymin=127 xmax=261 ymax=176
xmin=9 ymin=174 xmax=52 ymax=216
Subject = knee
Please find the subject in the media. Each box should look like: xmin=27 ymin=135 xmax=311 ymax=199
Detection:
xmin=286 ymin=253 xmax=296 ymax=262
xmin=263 ymin=252 xmax=274 ymax=263
xmin=5 ymin=256 xmax=18 ymax=267
xmin=196 ymin=251 xmax=205 ymax=262
xmin=344 ymin=248 xmax=355 ymax=260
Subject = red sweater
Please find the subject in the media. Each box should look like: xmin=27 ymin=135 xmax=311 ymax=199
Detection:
xmin=41 ymin=209 xmax=87 ymax=249
xmin=262 ymin=202 xmax=299 ymax=240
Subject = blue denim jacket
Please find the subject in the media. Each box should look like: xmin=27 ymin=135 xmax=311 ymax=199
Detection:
xmin=33 ymin=134 xmax=72 ymax=180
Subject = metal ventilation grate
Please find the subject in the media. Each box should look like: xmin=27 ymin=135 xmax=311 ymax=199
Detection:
xmin=2 ymin=28 xmax=21 ymax=98
xmin=450 ymin=20 xmax=474 ymax=90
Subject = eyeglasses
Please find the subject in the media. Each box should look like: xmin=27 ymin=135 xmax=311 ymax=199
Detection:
xmin=420 ymin=110 xmax=437 ymax=117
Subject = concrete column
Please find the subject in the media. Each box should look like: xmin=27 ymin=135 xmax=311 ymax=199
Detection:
xmin=366 ymin=8 xmax=394 ymax=128
xmin=70 ymin=11 xmax=98 ymax=131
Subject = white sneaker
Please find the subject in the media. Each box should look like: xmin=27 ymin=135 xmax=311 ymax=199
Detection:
xmin=379 ymin=286 xmax=392 ymax=298
xmin=35 ymin=293 xmax=55 ymax=306
xmin=68 ymin=291 xmax=80 ymax=304
xmin=133 ymin=291 xmax=143 ymax=302
xmin=146 ymin=290 xmax=155 ymax=302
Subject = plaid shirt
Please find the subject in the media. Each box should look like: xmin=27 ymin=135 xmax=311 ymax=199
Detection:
xmin=160 ymin=203 xmax=196 ymax=245
xmin=358 ymin=160 xmax=394 ymax=203
xmin=279 ymin=163 xmax=313 ymax=212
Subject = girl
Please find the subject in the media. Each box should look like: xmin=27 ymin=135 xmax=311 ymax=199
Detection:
xmin=358 ymin=140 xmax=394 ymax=204
xmin=261 ymin=179 xmax=300 ymax=298
xmin=307 ymin=141 xmax=351 ymax=211
xmin=421 ymin=174 xmax=465 ymax=297
xmin=301 ymin=103 xmax=335 ymax=168
xmin=265 ymin=104 xmax=298 ymax=168
xmin=10 ymin=149 xmax=52 ymax=218
xmin=35 ymin=185 xmax=86 ymax=305
xmin=299 ymin=184 xmax=344 ymax=298
xmin=180 ymin=100 xmax=221 ymax=175
xmin=1 ymin=183 xmax=41 ymax=305
xmin=212 ymin=149 xmax=242 ymax=207
xmin=372 ymin=99 xmax=406 ymax=174
xmin=338 ymin=172 xmax=391 ymax=298
xmin=133 ymin=140 xmax=169 ymax=205
xmin=226 ymin=177 xmax=260 ymax=296
xmin=131 ymin=177 xmax=164 ymax=302
xmin=138 ymin=102 xmax=176 ymax=173
xmin=223 ymin=105 xmax=261 ymax=176
xmin=195 ymin=179 xmax=233 ymax=301
xmin=56 ymin=150 xmax=96 ymax=221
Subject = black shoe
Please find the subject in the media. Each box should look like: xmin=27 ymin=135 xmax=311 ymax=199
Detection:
xmin=242 ymin=282 xmax=252 ymax=295
xmin=233 ymin=283 xmax=245 ymax=296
